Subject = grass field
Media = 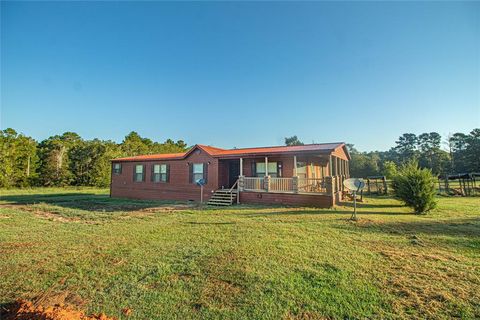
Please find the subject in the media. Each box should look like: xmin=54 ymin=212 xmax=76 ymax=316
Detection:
xmin=0 ymin=188 xmax=479 ymax=319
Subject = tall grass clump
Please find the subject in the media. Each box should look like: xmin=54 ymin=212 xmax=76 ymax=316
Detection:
xmin=392 ymin=161 xmax=437 ymax=214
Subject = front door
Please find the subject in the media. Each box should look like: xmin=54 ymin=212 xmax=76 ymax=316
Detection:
xmin=228 ymin=160 xmax=240 ymax=188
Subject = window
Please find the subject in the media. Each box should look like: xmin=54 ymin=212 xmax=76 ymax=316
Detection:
xmin=134 ymin=164 xmax=145 ymax=182
xmin=296 ymin=162 xmax=307 ymax=179
xmin=152 ymin=164 xmax=168 ymax=182
xmin=256 ymin=162 xmax=279 ymax=177
xmin=193 ymin=163 xmax=204 ymax=183
xmin=113 ymin=163 xmax=122 ymax=175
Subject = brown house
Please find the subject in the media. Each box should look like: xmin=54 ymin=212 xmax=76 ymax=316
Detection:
xmin=110 ymin=143 xmax=351 ymax=207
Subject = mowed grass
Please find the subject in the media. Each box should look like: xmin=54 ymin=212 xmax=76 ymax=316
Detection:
xmin=0 ymin=188 xmax=479 ymax=319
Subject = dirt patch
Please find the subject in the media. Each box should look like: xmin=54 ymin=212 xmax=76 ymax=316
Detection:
xmin=364 ymin=242 xmax=480 ymax=318
xmin=201 ymin=277 xmax=242 ymax=309
xmin=0 ymin=204 xmax=79 ymax=223
xmin=196 ymin=250 xmax=246 ymax=310
xmin=0 ymin=277 xmax=121 ymax=320
xmin=347 ymin=217 xmax=382 ymax=227
xmin=0 ymin=241 xmax=38 ymax=254
xmin=284 ymin=311 xmax=330 ymax=320
xmin=0 ymin=299 xmax=116 ymax=320
xmin=120 ymin=204 xmax=195 ymax=219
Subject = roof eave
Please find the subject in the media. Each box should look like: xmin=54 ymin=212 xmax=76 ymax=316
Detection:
xmin=213 ymin=149 xmax=335 ymax=159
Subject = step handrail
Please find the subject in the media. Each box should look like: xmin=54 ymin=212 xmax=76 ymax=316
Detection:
xmin=228 ymin=179 xmax=239 ymax=203
xmin=228 ymin=179 xmax=239 ymax=193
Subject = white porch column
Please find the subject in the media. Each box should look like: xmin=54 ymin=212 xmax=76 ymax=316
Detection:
xmin=239 ymin=157 xmax=243 ymax=176
xmin=265 ymin=156 xmax=268 ymax=176
xmin=329 ymin=155 xmax=333 ymax=176
xmin=264 ymin=156 xmax=270 ymax=191
xmin=293 ymin=155 xmax=297 ymax=176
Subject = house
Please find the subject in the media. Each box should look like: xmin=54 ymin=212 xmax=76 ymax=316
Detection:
xmin=110 ymin=143 xmax=351 ymax=207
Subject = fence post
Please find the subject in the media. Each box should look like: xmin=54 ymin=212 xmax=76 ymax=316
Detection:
xmin=292 ymin=176 xmax=299 ymax=193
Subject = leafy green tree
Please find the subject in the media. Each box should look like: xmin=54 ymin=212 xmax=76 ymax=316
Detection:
xmin=449 ymin=129 xmax=480 ymax=173
xmin=0 ymin=128 xmax=38 ymax=187
xmin=36 ymin=132 xmax=81 ymax=186
xmin=394 ymin=133 xmax=418 ymax=162
xmin=381 ymin=161 xmax=397 ymax=179
xmin=69 ymin=139 xmax=122 ymax=187
xmin=392 ymin=161 xmax=437 ymax=214
xmin=417 ymin=132 xmax=450 ymax=174
xmin=121 ymin=131 xmax=152 ymax=156
xmin=285 ymin=136 xmax=304 ymax=146
xmin=348 ymin=145 xmax=381 ymax=177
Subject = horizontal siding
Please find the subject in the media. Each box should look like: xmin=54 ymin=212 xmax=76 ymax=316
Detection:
xmin=111 ymin=185 xmax=214 ymax=202
xmin=239 ymin=191 xmax=333 ymax=208
xmin=111 ymin=147 xmax=218 ymax=202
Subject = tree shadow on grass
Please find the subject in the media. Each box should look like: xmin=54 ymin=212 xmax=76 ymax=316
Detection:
xmin=237 ymin=209 xmax=409 ymax=218
xmin=0 ymin=193 xmax=187 ymax=212
xmin=339 ymin=201 xmax=405 ymax=209
xmin=336 ymin=217 xmax=480 ymax=239
xmin=184 ymin=221 xmax=236 ymax=225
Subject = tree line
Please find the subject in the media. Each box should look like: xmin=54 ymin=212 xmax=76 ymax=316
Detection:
xmin=285 ymin=129 xmax=479 ymax=178
xmin=2 ymin=128 xmax=479 ymax=188
xmin=346 ymin=129 xmax=480 ymax=178
xmin=0 ymin=129 xmax=188 ymax=188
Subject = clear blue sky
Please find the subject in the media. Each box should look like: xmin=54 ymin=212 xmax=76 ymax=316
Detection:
xmin=1 ymin=1 xmax=479 ymax=151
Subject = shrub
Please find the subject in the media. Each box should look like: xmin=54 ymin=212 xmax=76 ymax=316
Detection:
xmin=392 ymin=161 xmax=437 ymax=213
xmin=382 ymin=161 xmax=398 ymax=179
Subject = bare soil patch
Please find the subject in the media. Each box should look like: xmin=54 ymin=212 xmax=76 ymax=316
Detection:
xmin=365 ymin=242 xmax=479 ymax=318
xmin=0 ymin=204 xmax=79 ymax=223
xmin=120 ymin=204 xmax=196 ymax=219
xmin=1 ymin=299 xmax=116 ymax=320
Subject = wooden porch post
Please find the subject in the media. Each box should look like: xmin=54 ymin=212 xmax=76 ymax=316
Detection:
xmin=293 ymin=155 xmax=297 ymax=176
xmin=329 ymin=155 xmax=333 ymax=177
xmin=238 ymin=157 xmax=244 ymax=193
xmin=264 ymin=156 xmax=270 ymax=191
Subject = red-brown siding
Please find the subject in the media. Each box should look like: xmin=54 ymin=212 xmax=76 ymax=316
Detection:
xmin=239 ymin=191 xmax=333 ymax=207
xmin=111 ymin=147 xmax=218 ymax=202
xmin=110 ymin=145 xmax=344 ymax=208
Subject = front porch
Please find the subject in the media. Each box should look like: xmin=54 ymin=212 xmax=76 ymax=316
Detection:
xmin=214 ymin=151 xmax=350 ymax=207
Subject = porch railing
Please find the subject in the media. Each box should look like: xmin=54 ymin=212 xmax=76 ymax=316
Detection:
xmin=241 ymin=176 xmax=328 ymax=194
xmin=244 ymin=177 xmax=264 ymax=191
xmin=298 ymin=178 xmax=327 ymax=193
xmin=270 ymin=177 xmax=294 ymax=192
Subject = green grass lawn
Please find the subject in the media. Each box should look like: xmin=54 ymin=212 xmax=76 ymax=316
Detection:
xmin=0 ymin=188 xmax=479 ymax=319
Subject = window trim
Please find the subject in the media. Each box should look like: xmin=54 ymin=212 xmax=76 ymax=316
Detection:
xmin=255 ymin=161 xmax=281 ymax=177
xmin=113 ymin=163 xmax=122 ymax=175
xmin=152 ymin=163 xmax=169 ymax=183
xmin=190 ymin=162 xmax=208 ymax=184
xmin=133 ymin=164 xmax=145 ymax=182
xmin=192 ymin=163 xmax=204 ymax=183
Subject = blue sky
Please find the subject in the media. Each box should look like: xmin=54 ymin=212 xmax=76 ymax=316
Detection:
xmin=1 ymin=1 xmax=479 ymax=151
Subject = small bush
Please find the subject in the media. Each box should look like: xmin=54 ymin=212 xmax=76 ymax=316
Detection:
xmin=392 ymin=161 xmax=437 ymax=213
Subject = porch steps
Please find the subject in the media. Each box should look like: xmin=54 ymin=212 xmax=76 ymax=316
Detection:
xmin=207 ymin=189 xmax=238 ymax=206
